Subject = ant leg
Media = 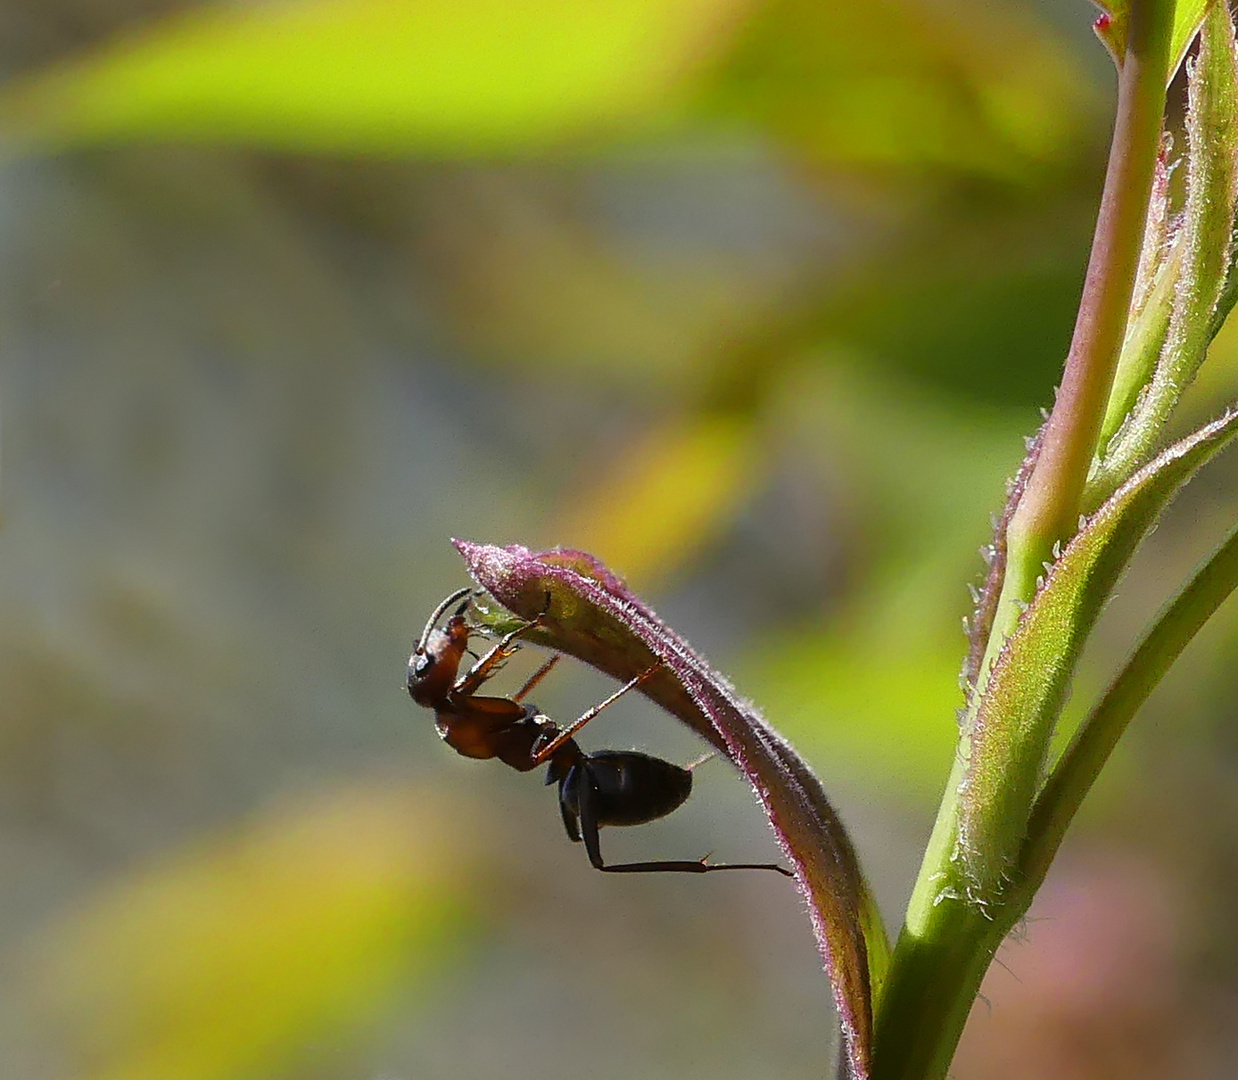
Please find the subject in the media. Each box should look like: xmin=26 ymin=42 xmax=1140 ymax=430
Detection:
xmin=530 ymin=662 xmax=663 ymax=766
xmin=558 ymin=795 xmax=581 ymax=843
xmin=575 ymin=766 xmax=792 ymax=877
xmin=683 ymin=750 xmax=719 ymax=771
xmin=454 ymin=592 xmax=554 ymax=696
xmin=513 ymin=654 xmax=561 ymax=703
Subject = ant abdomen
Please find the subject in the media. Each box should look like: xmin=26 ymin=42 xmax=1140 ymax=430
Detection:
xmin=560 ymin=751 xmax=693 ymax=832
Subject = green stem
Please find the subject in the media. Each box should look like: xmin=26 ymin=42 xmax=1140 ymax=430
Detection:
xmin=873 ymin=4 xmax=1176 ymax=1077
xmin=873 ymin=900 xmax=1013 ymax=1080
xmin=979 ymin=0 xmax=1174 ymax=691
xmin=874 ymin=504 xmax=1238 ymax=1080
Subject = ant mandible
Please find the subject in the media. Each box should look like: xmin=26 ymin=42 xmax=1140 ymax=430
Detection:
xmin=407 ymin=587 xmax=791 ymax=877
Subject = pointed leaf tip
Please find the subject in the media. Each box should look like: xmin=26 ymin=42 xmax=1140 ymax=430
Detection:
xmin=453 ymin=539 xmax=886 ymax=1079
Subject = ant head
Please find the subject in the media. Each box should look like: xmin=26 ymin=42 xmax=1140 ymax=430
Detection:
xmin=408 ymin=587 xmax=475 ymax=701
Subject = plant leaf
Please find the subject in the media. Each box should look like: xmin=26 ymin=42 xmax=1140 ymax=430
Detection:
xmin=962 ymin=424 xmax=1043 ymax=700
xmin=1099 ymin=140 xmax=1180 ymax=453
xmin=1129 ymin=133 xmax=1176 ymax=321
xmin=1023 ymin=514 xmax=1238 ymax=885
xmin=958 ymin=408 xmax=1238 ymax=902
xmin=1089 ymin=0 xmax=1238 ymax=506
xmin=0 ymin=0 xmax=752 ymax=154
xmin=1094 ymin=0 xmax=1214 ymax=76
xmin=455 ymin=539 xmax=886 ymax=1080
xmin=703 ymin=0 xmax=1094 ymax=180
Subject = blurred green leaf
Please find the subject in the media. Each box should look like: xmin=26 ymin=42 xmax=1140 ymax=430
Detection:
xmin=751 ymin=631 xmax=962 ymax=801
xmin=702 ymin=0 xmax=1097 ymax=179
xmin=0 ymin=0 xmax=1098 ymax=179
xmin=27 ymin=784 xmax=475 ymax=1080
xmin=0 ymin=0 xmax=754 ymax=153
xmin=741 ymin=366 xmax=1032 ymax=798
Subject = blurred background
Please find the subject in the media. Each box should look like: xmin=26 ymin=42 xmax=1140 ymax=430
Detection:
xmin=0 ymin=1 xmax=1236 ymax=1077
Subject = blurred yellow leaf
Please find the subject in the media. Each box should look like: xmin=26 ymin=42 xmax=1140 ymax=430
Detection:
xmin=26 ymin=783 xmax=475 ymax=1080
xmin=0 ymin=0 xmax=755 ymax=154
xmin=552 ymin=414 xmax=762 ymax=586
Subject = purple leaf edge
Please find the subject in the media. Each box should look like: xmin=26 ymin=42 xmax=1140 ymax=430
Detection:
xmin=455 ymin=539 xmax=884 ymax=1080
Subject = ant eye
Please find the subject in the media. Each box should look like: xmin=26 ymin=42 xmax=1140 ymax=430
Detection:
xmin=413 ymin=653 xmax=433 ymax=678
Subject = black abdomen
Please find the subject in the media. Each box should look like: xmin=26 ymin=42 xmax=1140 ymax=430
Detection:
xmin=574 ymin=751 xmax=693 ymax=827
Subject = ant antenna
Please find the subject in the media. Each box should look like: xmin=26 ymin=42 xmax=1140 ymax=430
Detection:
xmin=415 ymin=587 xmax=472 ymax=655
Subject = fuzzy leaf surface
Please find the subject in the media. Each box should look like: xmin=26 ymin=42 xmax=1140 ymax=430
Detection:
xmin=1090 ymin=0 xmax=1238 ymax=504
xmin=1100 ymin=136 xmax=1179 ymax=454
xmin=455 ymin=540 xmax=885 ymax=1080
xmin=959 ymin=409 xmax=1238 ymax=901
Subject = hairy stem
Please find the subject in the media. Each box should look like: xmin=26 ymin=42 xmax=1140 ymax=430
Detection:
xmin=874 ymin=4 xmax=1176 ymax=1077
xmin=979 ymin=0 xmax=1174 ymax=689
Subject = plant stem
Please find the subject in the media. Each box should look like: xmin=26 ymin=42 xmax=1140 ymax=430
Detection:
xmin=874 ymin=3 xmax=1176 ymax=1077
xmin=977 ymin=0 xmax=1174 ymax=691
xmin=873 ymin=899 xmax=1013 ymax=1080
xmin=887 ymin=517 xmax=1238 ymax=1080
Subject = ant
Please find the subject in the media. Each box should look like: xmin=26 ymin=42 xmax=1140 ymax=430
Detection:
xmin=407 ymin=587 xmax=791 ymax=877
